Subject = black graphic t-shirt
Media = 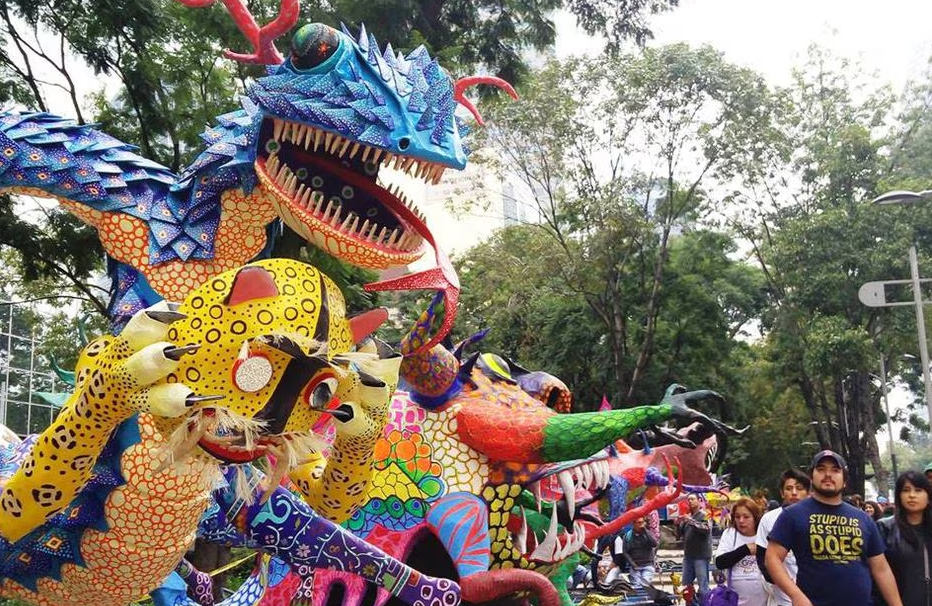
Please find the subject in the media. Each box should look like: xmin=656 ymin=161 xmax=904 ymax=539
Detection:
xmin=770 ymin=497 xmax=885 ymax=606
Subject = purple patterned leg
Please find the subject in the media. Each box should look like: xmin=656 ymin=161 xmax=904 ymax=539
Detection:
xmin=214 ymin=473 xmax=461 ymax=606
xmin=177 ymin=557 xmax=216 ymax=606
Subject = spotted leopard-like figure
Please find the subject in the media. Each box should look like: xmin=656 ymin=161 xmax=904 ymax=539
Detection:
xmin=0 ymin=259 xmax=454 ymax=606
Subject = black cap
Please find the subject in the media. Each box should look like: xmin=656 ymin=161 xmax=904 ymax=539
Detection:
xmin=809 ymin=450 xmax=847 ymax=474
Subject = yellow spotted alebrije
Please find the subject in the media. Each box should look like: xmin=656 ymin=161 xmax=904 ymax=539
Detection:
xmin=0 ymin=304 xmax=186 ymax=542
xmin=0 ymin=258 xmax=400 ymax=605
xmin=160 ymin=258 xmax=354 ymax=436
xmin=289 ymin=353 xmax=401 ymax=523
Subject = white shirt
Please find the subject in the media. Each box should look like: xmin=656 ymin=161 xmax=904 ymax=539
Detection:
xmin=756 ymin=507 xmax=796 ymax=606
xmin=715 ymin=527 xmax=768 ymax=606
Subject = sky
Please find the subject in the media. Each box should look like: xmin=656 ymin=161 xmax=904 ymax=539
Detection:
xmin=556 ymin=0 xmax=932 ymax=93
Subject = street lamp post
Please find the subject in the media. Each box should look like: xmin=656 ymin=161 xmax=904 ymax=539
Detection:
xmin=872 ymin=189 xmax=932 ymax=427
xmin=879 ymin=356 xmax=898 ymax=481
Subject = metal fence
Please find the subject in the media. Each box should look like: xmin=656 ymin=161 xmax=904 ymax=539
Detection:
xmin=0 ymin=301 xmax=64 ymax=436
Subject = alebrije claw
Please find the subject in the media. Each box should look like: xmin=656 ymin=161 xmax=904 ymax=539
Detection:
xmin=164 ymin=344 xmax=201 ymax=360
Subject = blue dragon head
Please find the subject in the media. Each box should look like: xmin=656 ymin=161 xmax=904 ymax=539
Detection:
xmin=176 ymin=0 xmax=515 ymax=349
xmin=245 ymin=21 xmax=489 ymax=271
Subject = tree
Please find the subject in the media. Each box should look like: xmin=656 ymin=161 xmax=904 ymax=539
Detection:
xmin=323 ymin=0 xmax=680 ymax=86
xmin=728 ymin=46 xmax=925 ymax=495
xmin=474 ymin=47 xmax=775 ymax=404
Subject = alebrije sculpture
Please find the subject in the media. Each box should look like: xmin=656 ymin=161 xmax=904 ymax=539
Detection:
xmin=0 ymin=259 xmax=457 ymax=606
xmin=0 ymin=0 xmax=515 ymax=350
xmin=290 ymin=295 xmax=744 ymax=606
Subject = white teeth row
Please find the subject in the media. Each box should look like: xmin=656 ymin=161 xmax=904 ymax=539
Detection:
xmin=378 ymin=181 xmax=427 ymax=222
xmin=272 ymin=118 xmax=447 ymax=185
xmin=543 ymin=459 xmax=611 ymax=517
xmin=518 ymin=506 xmax=587 ymax=563
xmin=266 ymin=152 xmax=422 ymax=252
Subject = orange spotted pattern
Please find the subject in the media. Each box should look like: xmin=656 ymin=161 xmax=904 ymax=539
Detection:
xmin=0 ymin=415 xmax=216 ymax=606
xmin=9 ymin=185 xmax=278 ymax=303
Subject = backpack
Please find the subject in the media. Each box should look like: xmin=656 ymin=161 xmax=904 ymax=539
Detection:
xmin=702 ymin=584 xmax=739 ymax=606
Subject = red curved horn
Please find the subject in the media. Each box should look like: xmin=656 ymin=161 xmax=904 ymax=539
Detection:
xmin=453 ymin=76 xmax=519 ymax=126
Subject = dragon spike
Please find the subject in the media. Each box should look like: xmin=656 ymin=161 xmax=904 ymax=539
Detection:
xmin=399 ymin=292 xmax=461 ymax=402
xmin=453 ymin=76 xmax=519 ymax=126
xmin=399 ymin=291 xmax=445 ymax=356
xmin=176 ymin=0 xmax=298 ymax=65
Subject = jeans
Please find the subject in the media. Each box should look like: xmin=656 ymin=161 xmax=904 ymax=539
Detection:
xmin=629 ymin=564 xmax=655 ymax=588
xmin=682 ymin=557 xmax=710 ymax=604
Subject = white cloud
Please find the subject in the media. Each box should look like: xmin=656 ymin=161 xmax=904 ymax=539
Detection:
xmin=555 ymin=0 xmax=932 ymax=91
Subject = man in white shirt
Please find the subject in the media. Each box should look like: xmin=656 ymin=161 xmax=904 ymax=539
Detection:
xmin=755 ymin=468 xmax=810 ymax=606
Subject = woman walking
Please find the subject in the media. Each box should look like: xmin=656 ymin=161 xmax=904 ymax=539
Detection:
xmin=879 ymin=470 xmax=932 ymax=606
xmin=713 ymin=497 xmax=768 ymax=606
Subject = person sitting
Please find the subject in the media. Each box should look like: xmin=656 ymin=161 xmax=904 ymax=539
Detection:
xmin=621 ymin=516 xmax=658 ymax=588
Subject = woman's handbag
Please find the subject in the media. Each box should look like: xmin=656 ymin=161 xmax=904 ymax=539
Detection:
xmin=704 ymin=531 xmax=739 ymax=606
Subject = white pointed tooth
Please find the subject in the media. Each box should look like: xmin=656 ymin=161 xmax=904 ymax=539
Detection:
xmin=530 ymin=506 xmax=560 ymax=561
xmin=375 ymin=226 xmax=388 ymax=243
xmin=322 ymin=200 xmax=335 ymax=220
xmin=330 ymin=206 xmax=343 ymax=225
xmin=361 ymin=145 xmax=372 ymax=163
xmin=558 ymin=470 xmax=576 ymax=516
xmin=597 ymin=460 xmax=610 ymax=489
xmin=432 ymin=167 xmax=446 ymax=184
xmin=401 ymin=157 xmax=415 ymax=172
xmin=387 ymin=228 xmax=401 ymax=246
xmin=393 ymin=155 xmax=403 ymax=169
xmin=324 ymin=132 xmax=334 ymax=151
xmin=312 ymin=192 xmax=325 ymax=213
xmin=556 ymin=532 xmax=572 ymax=560
xmin=358 ymin=219 xmax=370 ymax=237
xmin=529 ymin=481 xmax=542 ymax=510
xmin=579 ymin=464 xmax=593 ymax=491
xmin=373 ymin=149 xmax=385 ymax=164
xmin=339 ymin=138 xmax=352 ymax=157
xmin=314 ymin=129 xmax=323 ymax=151
xmin=348 ymin=142 xmax=360 ymax=159
xmin=515 ymin=507 xmax=529 ymax=554
xmin=304 ymin=127 xmax=313 ymax=150
xmin=273 ymin=119 xmax=284 ymax=141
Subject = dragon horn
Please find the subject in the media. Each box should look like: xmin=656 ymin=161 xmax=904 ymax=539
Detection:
xmin=175 ymin=0 xmax=298 ymax=65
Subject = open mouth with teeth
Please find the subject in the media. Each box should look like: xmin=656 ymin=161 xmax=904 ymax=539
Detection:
xmin=510 ymin=459 xmax=611 ymax=564
xmin=255 ymin=117 xmax=447 ymax=270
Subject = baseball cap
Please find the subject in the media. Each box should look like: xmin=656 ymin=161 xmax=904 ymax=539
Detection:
xmin=809 ymin=450 xmax=847 ymax=474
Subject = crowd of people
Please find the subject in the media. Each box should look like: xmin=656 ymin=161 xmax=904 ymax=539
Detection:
xmin=578 ymin=451 xmax=932 ymax=606
xmin=684 ymin=450 xmax=932 ymax=606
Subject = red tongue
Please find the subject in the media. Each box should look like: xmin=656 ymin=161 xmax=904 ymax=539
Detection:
xmin=197 ymin=437 xmax=264 ymax=464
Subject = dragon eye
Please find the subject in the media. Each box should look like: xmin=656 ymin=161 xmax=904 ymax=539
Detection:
xmin=290 ymin=23 xmax=341 ymax=71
